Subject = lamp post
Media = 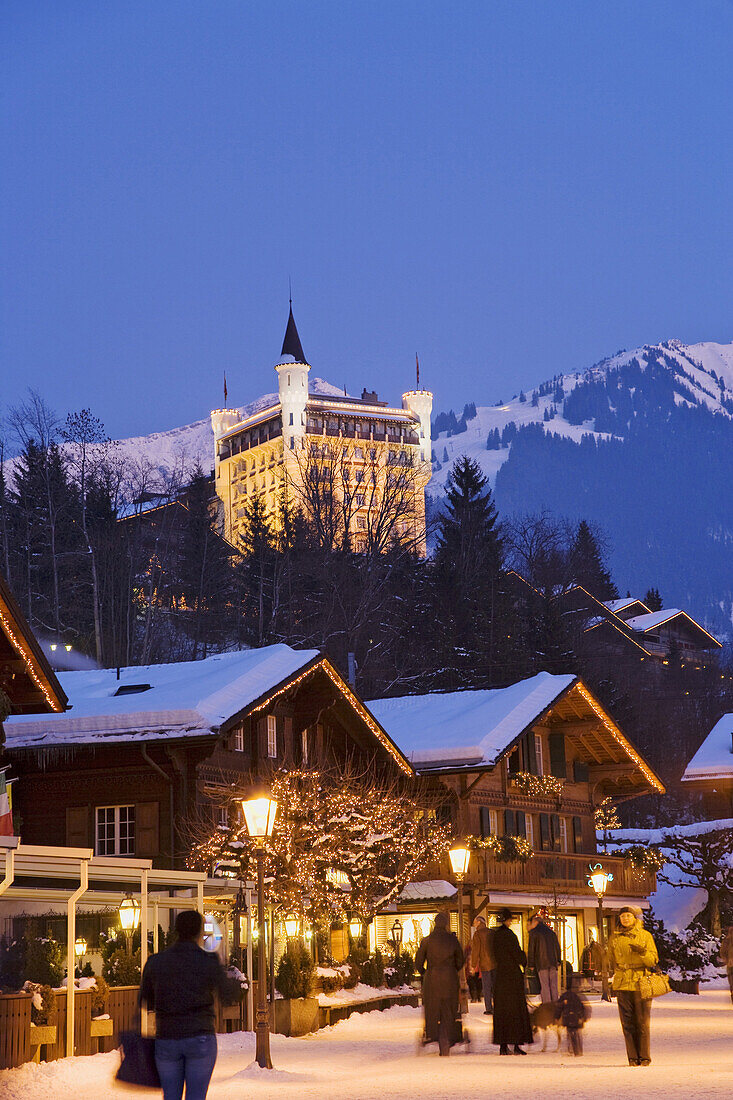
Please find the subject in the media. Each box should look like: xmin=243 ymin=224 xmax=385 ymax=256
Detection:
xmin=284 ymin=915 xmax=299 ymax=941
xmin=448 ymin=845 xmax=471 ymax=948
xmin=241 ymin=789 xmax=278 ymax=1070
xmin=391 ymin=919 xmax=403 ymax=959
xmin=588 ymin=863 xmax=613 ymax=1002
xmin=348 ymin=918 xmax=362 ymax=950
xmin=118 ymin=895 xmax=141 ymax=956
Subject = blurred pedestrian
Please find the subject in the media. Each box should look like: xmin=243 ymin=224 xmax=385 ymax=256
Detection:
xmin=719 ymin=925 xmax=733 ymax=1004
xmin=139 ymin=910 xmax=230 ymax=1100
xmin=554 ymin=975 xmax=591 ymax=1055
xmin=416 ymin=911 xmax=464 ymax=1056
xmin=470 ymin=915 xmax=496 ymax=1014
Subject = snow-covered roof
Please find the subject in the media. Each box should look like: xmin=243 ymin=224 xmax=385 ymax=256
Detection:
xmin=3 ymin=645 xmax=320 ymax=747
xmin=398 ymin=880 xmax=457 ymax=902
xmin=604 ymin=597 xmax=649 ymax=614
xmin=682 ymin=715 xmax=733 ymax=783
xmin=624 ymin=609 xmax=720 ymax=645
xmin=367 ymin=672 xmax=576 ymax=769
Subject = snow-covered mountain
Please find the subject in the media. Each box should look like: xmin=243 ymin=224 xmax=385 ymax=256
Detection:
xmin=430 ymin=339 xmax=733 ymax=491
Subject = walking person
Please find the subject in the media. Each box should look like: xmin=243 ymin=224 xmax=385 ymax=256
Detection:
xmin=607 ymin=906 xmax=659 ymax=1066
xmin=491 ymin=908 xmax=533 ymax=1055
xmin=527 ymin=909 xmax=561 ymax=1003
xmin=139 ymin=910 xmax=230 ymax=1100
xmin=470 ymin=915 xmax=496 ymax=1015
xmin=416 ymin=911 xmax=464 ymax=1056
xmin=720 ymin=925 xmax=733 ymax=1004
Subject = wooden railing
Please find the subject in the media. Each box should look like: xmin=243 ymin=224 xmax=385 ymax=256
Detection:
xmin=424 ymin=850 xmax=655 ymax=899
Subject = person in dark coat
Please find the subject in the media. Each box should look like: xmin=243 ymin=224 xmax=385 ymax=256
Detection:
xmin=415 ymin=911 xmax=464 ymax=1056
xmin=139 ymin=910 xmax=231 ymax=1100
xmin=554 ymin=977 xmax=591 ymax=1055
xmin=527 ymin=910 xmax=562 ymax=1003
xmin=492 ymin=908 xmax=533 ymax=1055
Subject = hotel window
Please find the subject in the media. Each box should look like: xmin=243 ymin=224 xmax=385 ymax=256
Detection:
xmin=218 ymin=805 xmax=228 ymax=828
xmin=96 ymin=805 xmax=135 ymax=856
xmin=355 ymin=447 xmax=364 ymax=459
xmin=525 ymin=814 xmax=535 ymax=849
xmin=357 ymin=517 xmax=367 ymax=530
xmin=558 ymin=816 xmax=568 ymax=852
xmin=267 ymin=715 xmax=277 ymax=758
xmin=356 ymin=494 xmax=365 ymax=507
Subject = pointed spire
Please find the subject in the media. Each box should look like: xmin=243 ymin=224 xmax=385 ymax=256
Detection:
xmin=281 ymin=300 xmax=307 ymax=364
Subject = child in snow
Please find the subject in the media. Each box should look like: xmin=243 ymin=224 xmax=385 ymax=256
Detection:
xmin=554 ymin=977 xmax=591 ymax=1055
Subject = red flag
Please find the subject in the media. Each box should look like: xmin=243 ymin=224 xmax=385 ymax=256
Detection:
xmin=0 ymin=773 xmax=13 ymax=837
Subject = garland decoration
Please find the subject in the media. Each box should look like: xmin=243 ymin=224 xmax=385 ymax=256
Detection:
xmin=465 ymin=833 xmax=534 ymax=864
xmin=510 ymin=771 xmax=564 ymax=801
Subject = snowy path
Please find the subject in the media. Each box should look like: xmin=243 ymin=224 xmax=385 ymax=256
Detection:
xmin=2 ymin=992 xmax=732 ymax=1100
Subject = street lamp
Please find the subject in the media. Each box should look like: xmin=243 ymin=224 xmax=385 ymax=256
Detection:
xmin=448 ymin=845 xmax=471 ymax=948
xmin=74 ymin=937 xmax=87 ymax=969
xmin=241 ymin=787 xmax=278 ymax=1070
xmin=118 ymin=894 xmax=141 ymax=956
xmin=391 ymin=919 xmax=403 ymax=959
xmin=348 ymin=918 xmax=362 ymax=948
xmin=588 ymin=863 xmax=613 ymax=1002
xmin=284 ymin=915 xmax=299 ymax=940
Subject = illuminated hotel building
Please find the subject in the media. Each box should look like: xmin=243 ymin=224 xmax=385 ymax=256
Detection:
xmin=211 ymin=308 xmax=433 ymax=555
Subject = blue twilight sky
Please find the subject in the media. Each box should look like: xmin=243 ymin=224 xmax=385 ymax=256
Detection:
xmin=2 ymin=1 xmax=733 ymax=442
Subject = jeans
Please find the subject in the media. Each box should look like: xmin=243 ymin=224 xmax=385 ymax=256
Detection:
xmin=155 ymin=1034 xmax=217 ymax=1100
xmin=616 ymin=990 xmax=651 ymax=1064
xmin=480 ymin=969 xmax=495 ymax=1012
xmin=538 ymin=968 xmax=558 ymax=1003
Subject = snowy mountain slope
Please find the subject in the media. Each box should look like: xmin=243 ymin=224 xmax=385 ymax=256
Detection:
xmin=429 ymin=338 xmax=733 ymax=491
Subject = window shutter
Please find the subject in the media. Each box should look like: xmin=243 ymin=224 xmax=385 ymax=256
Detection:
xmin=480 ymin=807 xmax=491 ymax=839
xmin=514 ymin=810 xmax=526 ymax=837
xmin=573 ymin=760 xmax=589 ymax=783
xmin=539 ymin=813 xmax=551 ymax=851
xmin=504 ymin=809 xmax=516 ymax=835
xmin=66 ymin=806 xmax=89 ymax=848
xmin=551 ymin=813 xmax=562 ymax=852
xmin=136 ymin=801 xmax=159 ymax=858
xmin=507 ymin=748 xmax=520 ymax=775
xmin=572 ymin=816 xmax=583 ymax=853
xmin=548 ymin=732 xmax=567 ymax=778
xmin=525 ymin=732 xmax=538 ymax=776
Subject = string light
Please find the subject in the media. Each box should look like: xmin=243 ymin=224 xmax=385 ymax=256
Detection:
xmin=575 ymin=681 xmax=665 ymax=793
xmin=510 ymin=772 xmax=565 ymax=800
xmin=0 ymin=604 xmax=63 ymax=712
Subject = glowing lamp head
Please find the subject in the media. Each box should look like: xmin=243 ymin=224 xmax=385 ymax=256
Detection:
xmin=349 ymin=919 xmax=362 ymax=940
xmin=391 ymin=919 xmax=403 ymax=945
xmin=449 ymin=845 xmax=471 ymax=879
xmin=284 ymin=916 xmax=298 ymax=938
xmin=118 ymin=895 xmax=141 ymax=933
xmin=74 ymin=937 xmax=87 ymax=958
xmin=240 ymin=789 xmax=278 ymax=843
xmin=588 ymin=864 xmax=613 ymax=897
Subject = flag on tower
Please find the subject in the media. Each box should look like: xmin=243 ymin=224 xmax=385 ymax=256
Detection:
xmin=224 ymin=372 xmax=228 ymax=407
xmin=0 ymin=773 xmax=13 ymax=837
xmin=416 ymin=353 xmax=420 ymax=389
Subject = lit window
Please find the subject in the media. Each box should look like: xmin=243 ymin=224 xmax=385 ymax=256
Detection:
xmin=234 ymin=727 xmax=244 ymax=752
xmin=301 ymin=728 xmax=309 ymax=765
xmin=96 ymin=805 xmax=135 ymax=856
xmin=525 ymin=815 xmax=534 ymax=849
xmin=267 ymin=715 xmax=277 ymax=758
xmin=534 ymin=733 xmax=544 ymax=776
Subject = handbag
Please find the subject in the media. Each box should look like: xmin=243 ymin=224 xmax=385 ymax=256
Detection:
xmin=637 ymin=968 xmax=671 ymax=1000
xmin=116 ymin=1029 xmax=161 ymax=1088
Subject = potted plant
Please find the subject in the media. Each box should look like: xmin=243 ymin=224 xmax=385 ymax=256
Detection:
xmin=27 ymin=983 xmax=58 ymax=1059
xmin=273 ymin=943 xmax=318 ymax=1036
xmin=90 ymin=975 xmax=114 ymax=1037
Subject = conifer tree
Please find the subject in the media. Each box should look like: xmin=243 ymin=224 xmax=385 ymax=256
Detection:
xmin=643 ymin=587 xmax=663 ymax=612
xmin=569 ymin=520 xmax=618 ymax=600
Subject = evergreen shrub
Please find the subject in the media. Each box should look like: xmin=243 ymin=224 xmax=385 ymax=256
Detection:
xmin=275 ymin=943 xmax=314 ymax=1000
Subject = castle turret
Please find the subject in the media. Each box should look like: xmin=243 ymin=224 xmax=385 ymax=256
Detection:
xmin=402 ymin=389 xmax=433 ymax=466
xmin=211 ymin=408 xmax=241 ymax=477
xmin=276 ymin=304 xmax=310 ymax=474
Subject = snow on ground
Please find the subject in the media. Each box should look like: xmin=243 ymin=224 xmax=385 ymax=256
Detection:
xmin=2 ymin=993 xmax=733 ymax=1100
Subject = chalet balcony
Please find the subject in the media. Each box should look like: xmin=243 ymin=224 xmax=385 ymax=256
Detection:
xmin=432 ymin=850 xmax=655 ymax=900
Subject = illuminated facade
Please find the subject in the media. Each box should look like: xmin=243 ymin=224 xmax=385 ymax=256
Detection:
xmin=211 ymin=309 xmax=433 ymax=554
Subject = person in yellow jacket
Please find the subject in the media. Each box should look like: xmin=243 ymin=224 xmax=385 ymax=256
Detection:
xmin=606 ymin=907 xmax=659 ymax=1066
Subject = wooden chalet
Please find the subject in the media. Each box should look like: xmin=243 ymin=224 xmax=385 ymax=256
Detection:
xmin=681 ymin=713 xmax=733 ymax=817
xmin=368 ymin=672 xmax=664 ymax=967
xmin=3 ymin=646 xmax=412 ymax=869
xmin=0 ymin=570 xmax=67 ymax=721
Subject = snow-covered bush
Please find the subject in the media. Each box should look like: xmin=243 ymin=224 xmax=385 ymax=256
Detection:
xmin=103 ymin=948 xmax=141 ymax=986
xmin=24 ymin=982 xmax=57 ymax=1026
xmin=384 ymin=951 xmax=415 ymax=989
xmin=645 ymin=912 xmax=721 ymax=982
xmin=275 ymin=943 xmax=314 ymax=1000
xmin=359 ymin=951 xmax=385 ymax=988
xmin=23 ymin=928 xmax=64 ymax=988
xmin=316 ymin=966 xmax=345 ymax=994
